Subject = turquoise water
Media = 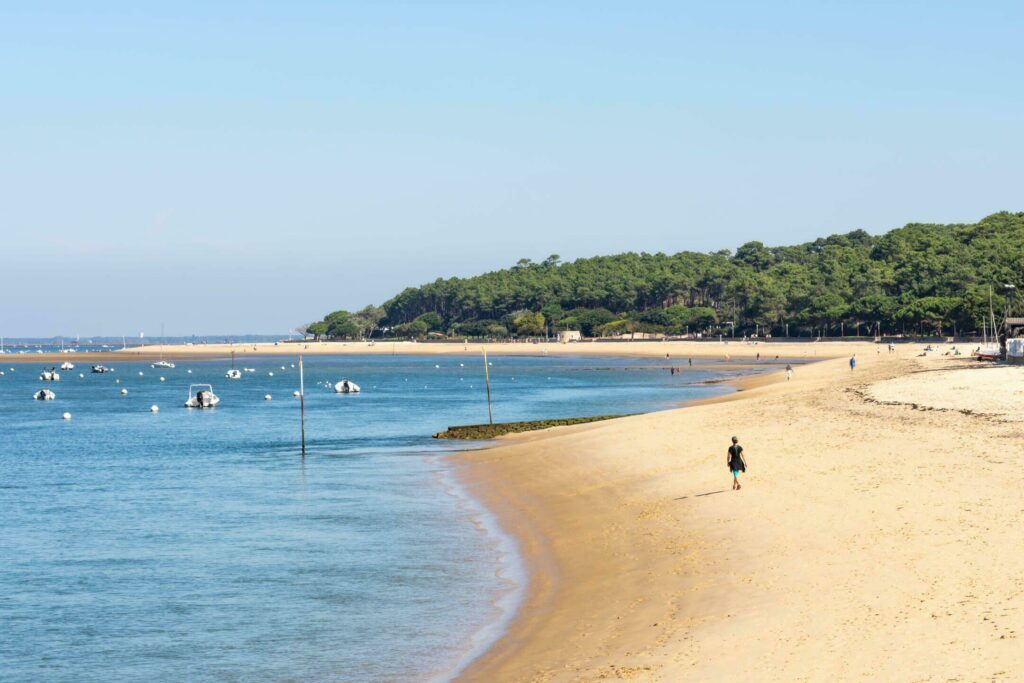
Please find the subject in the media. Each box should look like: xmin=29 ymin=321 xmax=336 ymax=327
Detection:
xmin=0 ymin=354 xmax=747 ymax=682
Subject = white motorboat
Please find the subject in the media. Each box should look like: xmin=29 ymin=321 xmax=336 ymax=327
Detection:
xmin=60 ymin=361 xmax=75 ymax=370
xmin=334 ymin=378 xmax=361 ymax=393
xmin=152 ymin=360 xmax=176 ymax=369
xmin=40 ymin=368 xmax=60 ymax=381
xmin=91 ymin=365 xmax=112 ymax=373
xmin=34 ymin=388 xmax=56 ymax=400
xmin=185 ymin=384 xmax=220 ymax=408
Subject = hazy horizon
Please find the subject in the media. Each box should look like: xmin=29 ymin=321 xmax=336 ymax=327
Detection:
xmin=3 ymin=2 xmax=1022 ymax=336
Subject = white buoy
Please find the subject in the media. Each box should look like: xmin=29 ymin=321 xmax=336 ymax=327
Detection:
xmin=269 ymin=371 xmax=274 ymax=376
xmin=290 ymin=364 xmax=295 ymax=368
xmin=121 ymin=388 xmax=128 ymax=395
xmin=187 ymin=369 xmax=192 ymax=374
xmin=138 ymin=371 xmax=144 ymax=376
xmin=281 ymin=365 xmax=286 ymax=370
xmin=434 ymin=364 xmax=440 ymax=368
xmin=79 ymin=373 xmax=84 ymax=378
xmin=264 ymin=394 xmax=272 ymax=401
xmin=115 ymin=379 xmax=120 ymax=384
xmin=62 ymin=412 xmax=71 ymax=420
xmin=459 ymin=363 xmax=464 ymax=367
xmin=150 ymin=405 xmax=159 ymax=413
xmin=159 ymin=377 xmax=166 ymax=382
xmin=292 ymin=390 xmax=300 ymax=397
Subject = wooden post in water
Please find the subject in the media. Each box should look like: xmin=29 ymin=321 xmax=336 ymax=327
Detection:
xmin=299 ymin=354 xmax=306 ymax=456
xmin=482 ymin=349 xmax=493 ymax=425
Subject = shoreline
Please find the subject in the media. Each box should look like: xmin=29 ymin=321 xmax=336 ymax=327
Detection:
xmin=443 ymin=355 xmax=798 ymax=681
xmin=3 ymin=339 xmax=872 ymax=366
xmin=448 ymin=344 xmax=1024 ymax=680
xmin=425 ymin=454 xmax=528 ymax=683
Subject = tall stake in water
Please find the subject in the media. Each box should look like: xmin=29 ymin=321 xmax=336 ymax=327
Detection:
xmin=299 ymin=355 xmax=306 ymax=456
xmin=483 ymin=349 xmax=493 ymax=425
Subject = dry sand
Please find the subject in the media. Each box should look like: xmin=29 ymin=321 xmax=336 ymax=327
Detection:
xmin=8 ymin=339 xmax=879 ymax=364
xmin=454 ymin=345 xmax=1024 ymax=681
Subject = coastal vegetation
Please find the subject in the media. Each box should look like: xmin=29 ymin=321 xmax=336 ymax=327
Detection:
xmin=310 ymin=212 xmax=1024 ymax=339
xmin=433 ymin=415 xmax=632 ymax=440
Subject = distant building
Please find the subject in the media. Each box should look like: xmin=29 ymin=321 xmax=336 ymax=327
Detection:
xmin=557 ymin=330 xmax=582 ymax=343
xmin=1008 ymin=338 xmax=1024 ymax=365
xmin=1006 ymin=318 xmax=1024 ymax=365
xmin=608 ymin=332 xmax=665 ymax=341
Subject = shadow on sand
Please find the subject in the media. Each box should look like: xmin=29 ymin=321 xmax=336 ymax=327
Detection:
xmin=674 ymin=489 xmax=727 ymax=500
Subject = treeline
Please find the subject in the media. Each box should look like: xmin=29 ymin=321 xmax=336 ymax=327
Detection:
xmin=307 ymin=212 xmax=1024 ymax=340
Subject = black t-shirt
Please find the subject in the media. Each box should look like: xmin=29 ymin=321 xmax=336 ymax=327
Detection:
xmin=728 ymin=444 xmax=744 ymax=470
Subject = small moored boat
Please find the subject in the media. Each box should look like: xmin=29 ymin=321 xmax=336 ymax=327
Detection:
xmin=60 ymin=361 xmax=75 ymax=370
xmin=91 ymin=365 xmax=112 ymax=373
xmin=152 ymin=360 xmax=176 ymax=369
xmin=184 ymin=384 xmax=220 ymax=408
xmin=225 ymin=351 xmax=241 ymax=379
xmin=40 ymin=368 xmax=60 ymax=381
xmin=334 ymin=378 xmax=361 ymax=393
xmin=34 ymin=388 xmax=56 ymax=400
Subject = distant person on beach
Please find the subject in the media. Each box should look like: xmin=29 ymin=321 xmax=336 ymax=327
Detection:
xmin=849 ymin=356 xmax=856 ymax=371
xmin=785 ymin=364 xmax=793 ymax=380
xmin=688 ymin=358 xmax=692 ymax=366
xmin=728 ymin=437 xmax=746 ymax=490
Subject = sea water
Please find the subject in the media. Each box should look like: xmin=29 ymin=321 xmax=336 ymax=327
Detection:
xmin=0 ymin=353 xmax=755 ymax=682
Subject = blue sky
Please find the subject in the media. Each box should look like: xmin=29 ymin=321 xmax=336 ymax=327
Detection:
xmin=2 ymin=1 xmax=1021 ymax=336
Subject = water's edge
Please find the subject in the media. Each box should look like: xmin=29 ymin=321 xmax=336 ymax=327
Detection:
xmin=426 ymin=454 xmax=527 ymax=682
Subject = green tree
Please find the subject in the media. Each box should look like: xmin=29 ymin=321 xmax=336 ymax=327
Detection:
xmin=306 ymin=321 xmax=328 ymax=340
xmin=513 ymin=311 xmax=546 ymax=336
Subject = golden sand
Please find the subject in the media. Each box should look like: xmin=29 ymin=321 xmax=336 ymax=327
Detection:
xmin=454 ymin=346 xmax=1024 ymax=681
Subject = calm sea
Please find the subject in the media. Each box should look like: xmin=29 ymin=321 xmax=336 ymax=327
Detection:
xmin=0 ymin=353 xmax=754 ymax=682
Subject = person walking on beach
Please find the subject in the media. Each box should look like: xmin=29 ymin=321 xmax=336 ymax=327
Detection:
xmin=849 ymin=355 xmax=856 ymax=371
xmin=728 ymin=436 xmax=746 ymax=490
xmin=785 ymin=364 xmax=793 ymax=380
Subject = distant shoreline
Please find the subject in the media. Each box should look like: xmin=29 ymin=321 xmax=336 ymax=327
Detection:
xmin=2 ymin=339 xmax=878 ymax=365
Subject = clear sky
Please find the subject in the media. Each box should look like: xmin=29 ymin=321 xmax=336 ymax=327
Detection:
xmin=2 ymin=1 xmax=1021 ymax=336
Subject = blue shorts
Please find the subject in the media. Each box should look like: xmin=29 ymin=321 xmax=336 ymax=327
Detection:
xmin=732 ymin=470 xmax=742 ymax=477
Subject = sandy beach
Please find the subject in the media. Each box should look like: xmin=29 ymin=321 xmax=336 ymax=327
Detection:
xmin=13 ymin=338 xmax=1022 ymax=679
xmin=454 ymin=345 xmax=1024 ymax=681
xmin=10 ymin=339 xmax=877 ymax=365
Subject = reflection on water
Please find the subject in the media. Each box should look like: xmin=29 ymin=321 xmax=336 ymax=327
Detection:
xmin=0 ymin=354 xmax=745 ymax=681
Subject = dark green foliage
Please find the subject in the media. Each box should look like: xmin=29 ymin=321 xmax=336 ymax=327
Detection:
xmin=324 ymin=212 xmax=1024 ymax=338
xmin=323 ymin=310 xmax=360 ymax=339
xmin=433 ymin=414 xmax=632 ymax=439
